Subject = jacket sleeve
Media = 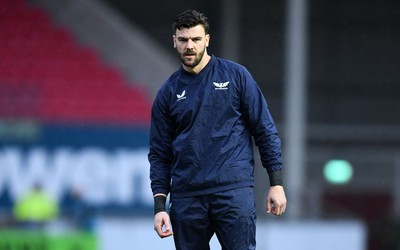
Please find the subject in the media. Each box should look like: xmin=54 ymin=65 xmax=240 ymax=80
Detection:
xmin=240 ymin=67 xmax=283 ymax=175
xmin=148 ymin=89 xmax=174 ymax=196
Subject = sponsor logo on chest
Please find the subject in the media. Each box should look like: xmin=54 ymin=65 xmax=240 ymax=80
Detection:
xmin=176 ymin=90 xmax=186 ymax=101
xmin=213 ymin=81 xmax=229 ymax=90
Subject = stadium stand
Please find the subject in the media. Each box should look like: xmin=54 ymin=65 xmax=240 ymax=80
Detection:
xmin=0 ymin=0 xmax=152 ymax=125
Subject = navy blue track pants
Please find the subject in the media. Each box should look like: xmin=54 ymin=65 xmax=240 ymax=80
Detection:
xmin=169 ymin=187 xmax=256 ymax=250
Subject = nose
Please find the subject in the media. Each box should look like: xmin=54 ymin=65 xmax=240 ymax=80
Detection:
xmin=186 ymin=39 xmax=195 ymax=49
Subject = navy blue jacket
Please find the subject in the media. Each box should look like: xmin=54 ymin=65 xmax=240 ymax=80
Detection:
xmin=149 ymin=55 xmax=282 ymax=198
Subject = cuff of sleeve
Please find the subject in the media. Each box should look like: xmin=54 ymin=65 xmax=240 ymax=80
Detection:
xmin=269 ymin=170 xmax=283 ymax=186
xmin=154 ymin=195 xmax=167 ymax=215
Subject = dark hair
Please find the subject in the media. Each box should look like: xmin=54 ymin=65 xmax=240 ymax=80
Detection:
xmin=172 ymin=9 xmax=209 ymax=34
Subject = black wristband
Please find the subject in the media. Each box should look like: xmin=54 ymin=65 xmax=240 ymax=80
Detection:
xmin=269 ymin=170 xmax=283 ymax=186
xmin=154 ymin=195 xmax=167 ymax=215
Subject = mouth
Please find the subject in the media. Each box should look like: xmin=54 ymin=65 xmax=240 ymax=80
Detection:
xmin=184 ymin=52 xmax=196 ymax=58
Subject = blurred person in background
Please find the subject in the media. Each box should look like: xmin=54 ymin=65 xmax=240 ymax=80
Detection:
xmin=61 ymin=186 xmax=96 ymax=232
xmin=13 ymin=182 xmax=58 ymax=230
xmin=149 ymin=9 xmax=286 ymax=249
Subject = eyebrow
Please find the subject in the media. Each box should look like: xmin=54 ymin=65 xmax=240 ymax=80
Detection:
xmin=177 ymin=36 xmax=203 ymax=41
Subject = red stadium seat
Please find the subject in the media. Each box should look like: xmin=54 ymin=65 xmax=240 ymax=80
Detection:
xmin=0 ymin=0 xmax=151 ymax=125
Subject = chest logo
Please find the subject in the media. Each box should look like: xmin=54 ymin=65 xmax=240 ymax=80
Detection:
xmin=177 ymin=90 xmax=186 ymax=101
xmin=213 ymin=81 xmax=229 ymax=90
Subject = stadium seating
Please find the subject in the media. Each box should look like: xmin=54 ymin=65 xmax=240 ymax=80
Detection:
xmin=0 ymin=0 xmax=151 ymax=125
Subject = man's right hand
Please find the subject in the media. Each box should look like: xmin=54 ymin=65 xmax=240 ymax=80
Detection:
xmin=154 ymin=211 xmax=173 ymax=238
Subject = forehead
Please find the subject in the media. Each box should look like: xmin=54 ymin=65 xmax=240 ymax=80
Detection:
xmin=175 ymin=24 xmax=206 ymax=38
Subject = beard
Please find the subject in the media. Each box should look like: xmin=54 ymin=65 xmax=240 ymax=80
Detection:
xmin=178 ymin=48 xmax=206 ymax=68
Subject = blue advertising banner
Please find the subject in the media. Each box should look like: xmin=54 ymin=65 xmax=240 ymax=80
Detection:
xmin=0 ymin=123 xmax=152 ymax=216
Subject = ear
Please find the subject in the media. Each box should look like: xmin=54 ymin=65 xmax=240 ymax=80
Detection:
xmin=172 ymin=35 xmax=177 ymax=48
xmin=205 ymin=34 xmax=210 ymax=48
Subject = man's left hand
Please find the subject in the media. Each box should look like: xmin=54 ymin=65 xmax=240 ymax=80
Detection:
xmin=266 ymin=185 xmax=287 ymax=216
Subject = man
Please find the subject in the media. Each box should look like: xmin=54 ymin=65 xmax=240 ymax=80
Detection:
xmin=13 ymin=182 xmax=59 ymax=229
xmin=148 ymin=9 xmax=286 ymax=249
